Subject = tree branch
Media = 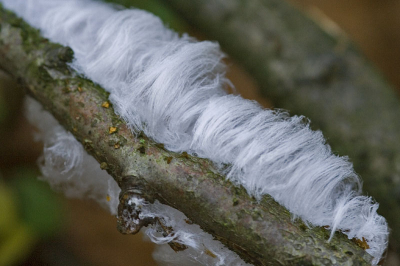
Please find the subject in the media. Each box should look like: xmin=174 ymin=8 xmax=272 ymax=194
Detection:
xmin=0 ymin=5 xmax=374 ymax=265
xmin=159 ymin=0 xmax=400 ymax=251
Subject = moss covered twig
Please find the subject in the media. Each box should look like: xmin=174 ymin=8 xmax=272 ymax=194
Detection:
xmin=0 ymin=5 xmax=374 ymax=265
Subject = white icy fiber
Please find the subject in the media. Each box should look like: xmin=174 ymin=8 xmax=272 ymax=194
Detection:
xmin=25 ymin=97 xmax=121 ymax=215
xmin=7 ymin=0 xmax=388 ymax=263
xmin=122 ymin=195 xmax=251 ymax=266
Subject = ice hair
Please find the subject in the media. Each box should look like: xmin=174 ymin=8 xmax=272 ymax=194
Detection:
xmin=5 ymin=0 xmax=389 ymax=264
xmin=25 ymin=97 xmax=121 ymax=215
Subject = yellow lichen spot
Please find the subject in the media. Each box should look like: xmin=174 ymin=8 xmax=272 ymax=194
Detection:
xmin=204 ymin=249 xmax=217 ymax=258
xmin=114 ymin=143 xmax=120 ymax=149
xmin=354 ymin=237 xmax=370 ymax=250
xmin=109 ymin=126 xmax=117 ymax=134
xmin=106 ymin=195 xmax=111 ymax=202
xmin=77 ymin=87 xmax=83 ymax=92
xmin=102 ymin=101 xmax=110 ymax=108
xmin=100 ymin=162 xmax=108 ymax=170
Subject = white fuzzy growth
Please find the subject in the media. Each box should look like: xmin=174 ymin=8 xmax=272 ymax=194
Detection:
xmin=125 ymin=196 xmax=251 ymax=265
xmin=25 ymin=97 xmax=120 ymax=215
xmin=7 ymin=0 xmax=389 ymax=263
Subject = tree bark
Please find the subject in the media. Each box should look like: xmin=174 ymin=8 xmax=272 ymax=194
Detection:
xmin=159 ymin=0 xmax=400 ymax=252
xmin=0 ymin=5 xmax=374 ymax=266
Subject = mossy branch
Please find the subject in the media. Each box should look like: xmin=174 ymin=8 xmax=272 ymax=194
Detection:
xmin=0 ymin=5 xmax=374 ymax=265
xmin=158 ymin=0 xmax=400 ymax=252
